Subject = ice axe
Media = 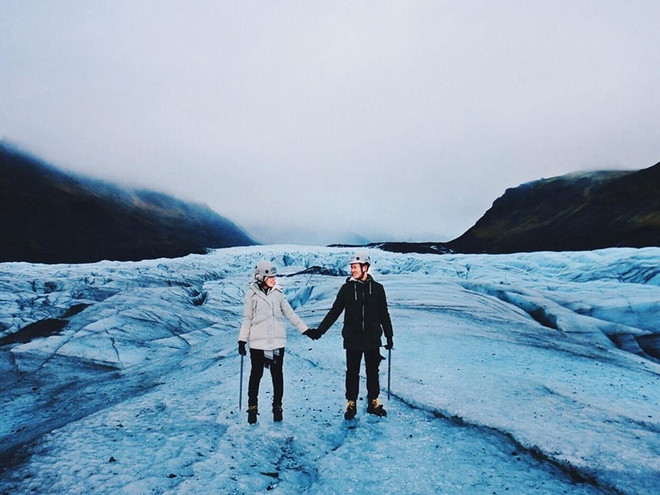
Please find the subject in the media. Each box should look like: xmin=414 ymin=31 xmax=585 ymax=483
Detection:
xmin=387 ymin=347 xmax=392 ymax=401
xmin=239 ymin=353 xmax=244 ymax=411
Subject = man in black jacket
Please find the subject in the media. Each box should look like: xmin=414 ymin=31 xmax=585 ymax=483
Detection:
xmin=310 ymin=251 xmax=394 ymax=419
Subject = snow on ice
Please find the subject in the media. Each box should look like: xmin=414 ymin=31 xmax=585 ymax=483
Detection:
xmin=0 ymin=246 xmax=658 ymax=494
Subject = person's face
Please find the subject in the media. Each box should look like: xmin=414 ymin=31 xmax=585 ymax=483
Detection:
xmin=350 ymin=263 xmax=367 ymax=280
xmin=264 ymin=276 xmax=276 ymax=288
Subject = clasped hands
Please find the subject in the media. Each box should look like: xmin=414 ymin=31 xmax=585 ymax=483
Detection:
xmin=303 ymin=328 xmax=323 ymax=340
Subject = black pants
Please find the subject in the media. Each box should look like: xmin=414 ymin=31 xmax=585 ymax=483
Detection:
xmin=345 ymin=348 xmax=382 ymax=401
xmin=248 ymin=348 xmax=285 ymax=407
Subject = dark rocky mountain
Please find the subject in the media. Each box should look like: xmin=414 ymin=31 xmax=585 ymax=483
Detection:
xmin=357 ymin=162 xmax=659 ymax=255
xmin=0 ymin=144 xmax=255 ymax=263
xmin=446 ymin=162 xmax=660 ymax=254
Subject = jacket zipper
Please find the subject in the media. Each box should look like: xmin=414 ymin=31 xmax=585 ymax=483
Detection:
xmin=361 ymin=284 xmax=365 ymax=332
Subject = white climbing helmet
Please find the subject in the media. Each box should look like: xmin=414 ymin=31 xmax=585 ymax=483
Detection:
xmin=349 ymin=251 xmax=371 ymax=266
xmin=254 ymin=260 xmax=278 ymax=281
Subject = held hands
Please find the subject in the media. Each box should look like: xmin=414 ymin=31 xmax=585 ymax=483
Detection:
xmin=238 ymin=341 xmax=247 ymax=356
xmin=304 ymin=328 xmax=322 ymax=340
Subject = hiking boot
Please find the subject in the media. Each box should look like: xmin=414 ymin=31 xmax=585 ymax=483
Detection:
xmin=367 ymin=398 xmax=387 ymax=417
xmin=247 ymin=404 xmax=258 ymax=424
xmin=344 ymin=400 xmax=357 ymax=420
xmin=273 ymin=404 xmax=283 ymax=422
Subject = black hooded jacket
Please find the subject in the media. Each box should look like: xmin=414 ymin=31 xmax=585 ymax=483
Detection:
xmin=317 ymin=275 xmax=393 ymax=350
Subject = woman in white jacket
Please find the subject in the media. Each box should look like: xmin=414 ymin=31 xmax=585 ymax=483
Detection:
xmin=238 ymin=260 xmax=314 ymax=424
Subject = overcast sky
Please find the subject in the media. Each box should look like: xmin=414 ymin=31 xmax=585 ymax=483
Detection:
xmin=2 ymin=1 xmax=659 ymax=245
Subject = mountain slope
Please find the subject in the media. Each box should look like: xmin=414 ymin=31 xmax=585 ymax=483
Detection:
xmin=447 ymin=162 xmax=660 ymax=253
xmin=0 ymin=144 xmax=255 ymax=263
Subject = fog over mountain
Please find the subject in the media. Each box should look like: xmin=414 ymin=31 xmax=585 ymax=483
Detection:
xmin=447 ymin=162 xmax=660 ymax=253
xmin=2 ymin=145 xmax=658 ymax=264
xmin=371 ymin=162 xmax=660 ymax=255
xmin=0 ymin=145 xmax=255 ymax=263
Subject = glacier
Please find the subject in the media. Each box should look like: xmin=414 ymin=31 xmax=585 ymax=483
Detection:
xmin=0 ymin=246 xmax=658 ymax=494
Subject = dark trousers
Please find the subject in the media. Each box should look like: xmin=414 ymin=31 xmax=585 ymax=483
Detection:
xmin=248 ymin=348 xmax=285 ymax=407
xmin=345 ymin=348 xmax=382 ymax=401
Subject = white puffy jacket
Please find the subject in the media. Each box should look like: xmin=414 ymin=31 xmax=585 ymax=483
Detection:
xmin=238 ymin=282 xmax=309 ymax=350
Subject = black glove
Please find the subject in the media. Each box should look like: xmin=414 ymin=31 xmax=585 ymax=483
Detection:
xmin=304 ymin=328 xmax=322 ymax=340
xmin=384 ymin=339 xmax=393 ymax=350
xmin=238 ymin=341 xmax=247 ymax=356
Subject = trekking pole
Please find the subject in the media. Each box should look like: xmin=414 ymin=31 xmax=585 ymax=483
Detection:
xmin=387 ymin=347 xmax=392 ymax=401
xmin=239 ymin=354 xmax=244 ymax=411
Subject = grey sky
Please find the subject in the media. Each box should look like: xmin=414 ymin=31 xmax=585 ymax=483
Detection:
xmin=2 ymin=1 xmax=659 ymax=245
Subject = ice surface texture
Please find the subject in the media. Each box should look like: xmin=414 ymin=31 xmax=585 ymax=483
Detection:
xmin=0 ymin=246 xmax=658 ymax=494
